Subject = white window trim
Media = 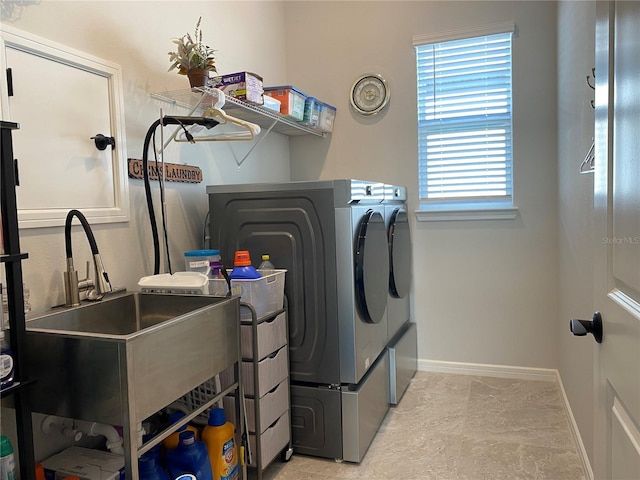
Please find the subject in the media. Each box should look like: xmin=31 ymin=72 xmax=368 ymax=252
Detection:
xmin=414 ymin=21 xmax=517 ymax=222
xmin=412 ymin=21 xmax=516 ymax=46
xmin=415 ymin=207 xmax=519 ymax=222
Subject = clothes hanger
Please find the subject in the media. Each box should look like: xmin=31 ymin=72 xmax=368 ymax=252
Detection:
xmin=174 ymin=106 xmax=261 ymax=143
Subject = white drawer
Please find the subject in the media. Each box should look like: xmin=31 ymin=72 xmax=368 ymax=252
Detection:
xmin=221 ymin=345 xmax=288 ymax=398
xmin=248 ymin=411 xmax=290 ymax=468
xmin=223 ymin=378 xmax=289 ymax=434
xmin=241 ymin=312 xmax=287 ymax=360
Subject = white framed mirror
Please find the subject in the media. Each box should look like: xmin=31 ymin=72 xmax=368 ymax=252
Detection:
xmin=0 ymin=25 xmax=129 ymax=228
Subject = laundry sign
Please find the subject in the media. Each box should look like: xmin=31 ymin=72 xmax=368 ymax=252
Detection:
xmin=128 ymin=158 xmax=202 ymax=183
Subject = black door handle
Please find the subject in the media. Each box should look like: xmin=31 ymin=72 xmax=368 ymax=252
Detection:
xmin=570 ymin=312 xmax=603 ymax=343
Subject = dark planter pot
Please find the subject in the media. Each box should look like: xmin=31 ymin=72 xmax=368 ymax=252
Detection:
xmin=187 ymin=69 xmax=208 ymax=88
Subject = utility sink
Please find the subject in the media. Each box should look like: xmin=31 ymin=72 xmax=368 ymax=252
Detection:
xmin=25 ymin=291 xmax=240 ymax=456
xmin=27 ymin=291 xmax=230 ymax=337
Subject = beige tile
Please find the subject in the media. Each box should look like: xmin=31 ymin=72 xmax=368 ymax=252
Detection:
xmin=465 ymin=378 xmax=576 ymax=449
xmin=382 ymin=372 xmax=472 ymax=435
xmin=362 ymin=430 xmax=463 ymax=480
xmin=469 ymin=377 xmax=563 ymax=408
xmin=252 ymin=373 xmax=585 ymax=480
xmin=457 ymin=437 xmax=586 ymax=480
xmin=380 ymin=394 xmax=468 ymax=435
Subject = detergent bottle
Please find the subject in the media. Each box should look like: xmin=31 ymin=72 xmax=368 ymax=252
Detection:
xmin=138 ymin=451 xmax=170 ymax=480
xmin=229 ymin=251 xmax=260 ymax=280
xmin=165 ymin=431 xmax=213 ymax=480
xmin=201 ymin=408 xmax=238 ymax=480
xmin=162 ymin=411 xmax=200 ymax=450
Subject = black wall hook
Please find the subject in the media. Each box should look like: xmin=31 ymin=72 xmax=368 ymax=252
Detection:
xmin=91 ymin=134 xmax=115 ymax=151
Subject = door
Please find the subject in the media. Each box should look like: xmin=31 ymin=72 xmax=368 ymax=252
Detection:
xmin=593 ymin=2 xmax=640 ymax=478
xmin=354 ymin=209 xmax=389 ymax=325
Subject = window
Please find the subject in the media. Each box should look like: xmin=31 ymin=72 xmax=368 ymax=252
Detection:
xmin=414 ymin=24 xmax=517 ymax=220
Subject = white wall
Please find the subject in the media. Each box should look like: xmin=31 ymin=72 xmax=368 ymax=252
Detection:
xmin=285 ymin=1 xmax=559 ymax=368
xmin=557 ymin=0 xmax=596 ymax=465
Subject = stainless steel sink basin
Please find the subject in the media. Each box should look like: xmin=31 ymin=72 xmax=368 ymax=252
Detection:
xmin=27 ymin=291 xmax=228 ymax=337
xmin=25 ymin=291 xmax=240 ymax=476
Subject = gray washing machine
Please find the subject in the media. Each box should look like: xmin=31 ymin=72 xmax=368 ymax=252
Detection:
xmin=207 ymin=179 xmax=392 ymax=463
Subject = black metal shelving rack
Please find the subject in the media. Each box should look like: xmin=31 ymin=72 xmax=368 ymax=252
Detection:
xmin=1 ymin=120 xmax=36 ymax=480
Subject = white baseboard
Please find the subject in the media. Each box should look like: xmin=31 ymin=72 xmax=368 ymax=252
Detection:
xmin=417 ymin=359 xmax=594 ymax=479
xmin=418 ymin=358 xmax=557 ymax=382
xmin=556 ymin=371 xmax=595 ymax=480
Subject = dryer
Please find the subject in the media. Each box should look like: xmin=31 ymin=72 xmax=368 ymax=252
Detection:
xmin=384 ymin=184 xmax=411 ymax=341
xmin=207 ymin=179 xmax=391 ymax=463
xmin=383 ymin=184 xmax=417 ymax=405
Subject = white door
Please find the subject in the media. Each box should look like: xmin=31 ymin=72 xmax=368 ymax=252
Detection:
xmin=592 ymin=1 xmax=640 ymax=478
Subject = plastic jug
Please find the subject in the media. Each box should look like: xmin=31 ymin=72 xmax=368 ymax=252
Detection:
xmin=138 ymin=451 xmax=170 ymax=480
xmin=162 ymin=411 xmax=200 ymax=450
xmin=0 ymin=435 xmax=15 ymax=480
xmin=201 ymin=408 xmax=238 ymax=480
xmin=258 ymin=254 xmax=275 ymax=270
xmin=229 ymin=251 xmax=260 ymax=280
xmin=165 ymin=431 xmax=213 ymax=480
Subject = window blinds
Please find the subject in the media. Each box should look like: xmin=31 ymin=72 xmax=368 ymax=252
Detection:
xmin=415 ymin=31 xmax=513 ymax=204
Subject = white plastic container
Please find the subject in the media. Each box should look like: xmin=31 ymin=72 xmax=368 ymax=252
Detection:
xmin=138 ymin=272 xmax=209 ymax=295
xmin=262 ymin=95 xmax=281 ymax=113
xmin=317 ymin=101 xmax=337 ymax=132
xmin=209 ymin=269 xmax=286 ymax=319
xmin=263 ymin=86 xmax=306 ymax=121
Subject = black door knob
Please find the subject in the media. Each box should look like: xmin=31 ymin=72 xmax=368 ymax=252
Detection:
xmin=91 ymin=134 xmax=115 ymax=151
xmin=570 ymin=312 xmax=603 ymax=343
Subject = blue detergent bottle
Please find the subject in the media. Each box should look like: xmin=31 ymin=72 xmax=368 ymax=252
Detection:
xmin=165 ymin=431 xmax=213 ymax=480
xmin=229 ymin=250 xmax=261 ymax=279
xmin=138 ymin=450 xmax=170 ymax=480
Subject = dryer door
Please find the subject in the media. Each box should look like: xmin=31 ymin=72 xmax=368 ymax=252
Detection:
xmin=388 ymin=208 xmax=411 ymax=298
xmin=355 ymin=210 xmax=389 ymax=324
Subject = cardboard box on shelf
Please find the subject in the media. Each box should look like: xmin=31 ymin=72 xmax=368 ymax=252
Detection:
xmin=207 ymin=71 xmax=263 ymax=105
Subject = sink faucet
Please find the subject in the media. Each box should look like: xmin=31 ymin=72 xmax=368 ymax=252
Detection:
xmin=63 ymin=209 xmax=112 ymax=306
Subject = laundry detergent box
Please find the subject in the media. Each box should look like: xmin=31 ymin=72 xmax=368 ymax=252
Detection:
xmin=207 ymin=71 xmax=264 ymax=105
xmin=41 ymin=446 xmax=125 ymax=480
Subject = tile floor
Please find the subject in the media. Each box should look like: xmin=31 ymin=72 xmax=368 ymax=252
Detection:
xmin=252 ymin=371 xmax=586 ymax=480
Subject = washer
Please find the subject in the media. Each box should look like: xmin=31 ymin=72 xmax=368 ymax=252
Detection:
xmin=207 ymin=179 xmax=391 ymax=463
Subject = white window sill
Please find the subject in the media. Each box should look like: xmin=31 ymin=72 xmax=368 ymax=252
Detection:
xmin=415 ymin=207 xmax=519 ymax=222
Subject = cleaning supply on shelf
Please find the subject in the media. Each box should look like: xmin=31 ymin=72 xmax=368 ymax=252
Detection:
xmin=0 ymin=329 xmax=14 ymax=390
xmin=0 ymin=435 xmax=16 ymax=480
xmin=162 ymin=412 xmax=200 ymax=450
xmin=165 ymin=431 xmax=213 ymax=480
xmin=258 ymin=254 xmax=275 ymax=270
xmin=35 ymin=463 xmax=45 ymax=480
xmin=184 ymin=250 xmax=221 ymax=277
xmin=138 ymin=451 xmax=170 ymax=480
xmin=229 ymin=251 xmax=261 ymax=280
xmin=201 ymin=408 xmax=238 ymax=480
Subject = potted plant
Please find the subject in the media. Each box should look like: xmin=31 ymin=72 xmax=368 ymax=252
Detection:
xmin=168 ymin=17 xmax=217 ymax=88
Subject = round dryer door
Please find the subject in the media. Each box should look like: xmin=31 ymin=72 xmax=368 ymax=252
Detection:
xmin=355 ymin=210 xmax=389 ymax=324
xmin=388 ymin=208 xmax=411 ymax=298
